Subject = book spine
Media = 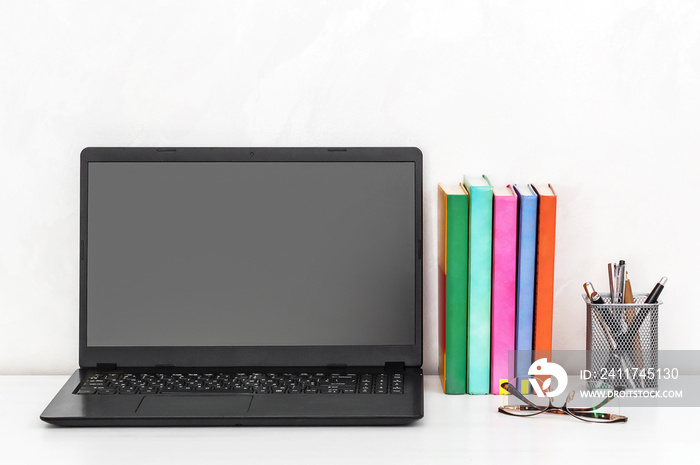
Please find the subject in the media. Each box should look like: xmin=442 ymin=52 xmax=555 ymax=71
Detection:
xmin=490 ymin=192 xmax=517 ymax=394
xmin=438 ymin=187 xmax=448 ymax=392
xmin=438 ymin=186 xmax=468 ymax=394
xmin=532 ymin=185 xmax=557 ymax=357
xmin=514 ymin=189 xmax=538 ymax=384
xmin=466 ymin=185 xmax=493 ymax=395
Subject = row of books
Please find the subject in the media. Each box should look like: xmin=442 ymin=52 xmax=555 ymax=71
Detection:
xmin=438 ymin=176 xmax=557 ymax=395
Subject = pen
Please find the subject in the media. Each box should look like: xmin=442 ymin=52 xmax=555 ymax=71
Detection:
xmin=616 ymin=260 xmax=626 ymax=304
xmin=583 ymin=282 xmax=605 ymax=305
xmin=594 ymin=310 xmax=617 ymax=351
xmin=608 ymin=263 xmax=617 ymax=303
xmin=625 ymin=277 xmax=667 ymax=340
xmin=584 ymin=282 xmax=618 ymax=339
xmin=644 ymin=276 xmax=667 ymax=304
xmin=614 ymin=264 xmax=634 ymax=389
xmin=624 ymin=273 xmax=645 ymax=387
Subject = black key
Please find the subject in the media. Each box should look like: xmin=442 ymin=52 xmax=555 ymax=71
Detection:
xmin=77 ymin=387 xmax=95 ymax=395
xmin=85 ymin=380 xmax=107 ymax=385
xmin=230 ymin=387 xmax=253 ymax=393
xmin=97 ymin=388 xmax=118 ymax=395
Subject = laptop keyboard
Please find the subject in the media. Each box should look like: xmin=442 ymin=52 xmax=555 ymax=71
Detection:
xmin=76 ymin=372 xmax=404 ymax=395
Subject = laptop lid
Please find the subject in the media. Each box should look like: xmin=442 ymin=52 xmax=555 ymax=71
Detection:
xmin=79 ymin=148 xmax=422 ymax=369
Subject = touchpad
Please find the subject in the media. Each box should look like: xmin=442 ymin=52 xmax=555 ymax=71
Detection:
xmin=136 ymin=395 xmax=253 ymax=417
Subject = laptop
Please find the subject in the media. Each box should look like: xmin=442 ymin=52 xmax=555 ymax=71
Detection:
xmin=41 ymin=147 xmax=423 ymax=426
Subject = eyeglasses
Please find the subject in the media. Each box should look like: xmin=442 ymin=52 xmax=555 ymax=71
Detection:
xmin=497 ymin=382 xmax=628 ymax=423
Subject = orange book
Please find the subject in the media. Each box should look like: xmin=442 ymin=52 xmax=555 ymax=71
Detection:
xmin=531 ymin=184 xmax=556 ymax=354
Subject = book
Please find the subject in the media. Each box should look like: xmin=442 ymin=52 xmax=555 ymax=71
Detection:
xmin=490 ymin=186 xmax=517 ymax=395
xmin=437 ymin=183 xmax=468 ymax=394
xmin=531 ymin=184 xmax=557 ymax=359
xmin=462 ymin=175 xmax=493 ymax=395
xmin=512 ymin=184 xmax=538 ymax=388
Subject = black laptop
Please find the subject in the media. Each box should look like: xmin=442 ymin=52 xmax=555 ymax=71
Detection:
xmin=41 ymin=147 xmax=423 ymax=426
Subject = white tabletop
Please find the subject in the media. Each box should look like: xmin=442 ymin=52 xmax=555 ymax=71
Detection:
xmin=1 ymin=375 xmax=692 ymax=464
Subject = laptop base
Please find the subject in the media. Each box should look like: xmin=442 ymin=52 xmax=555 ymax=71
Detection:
xmin=41 ymin=369 xmax=424 ymax=427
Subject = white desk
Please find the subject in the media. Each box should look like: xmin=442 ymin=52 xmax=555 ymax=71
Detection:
xmin=0 ymin=375 xmax=692 ymax=464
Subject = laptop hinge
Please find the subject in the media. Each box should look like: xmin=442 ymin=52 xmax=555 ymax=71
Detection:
xmin=96 ymin=363 xmax=117 ymax=371
xmin=384 ymin=361 xmax=405 ymax=371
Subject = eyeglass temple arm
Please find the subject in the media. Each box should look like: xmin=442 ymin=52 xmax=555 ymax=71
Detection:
xmin=500 ymin=382 xmax=615 ymax=413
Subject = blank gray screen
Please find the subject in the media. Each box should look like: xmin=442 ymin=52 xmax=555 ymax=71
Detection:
xmin=87 ymin=162 xmax=415 ymax=347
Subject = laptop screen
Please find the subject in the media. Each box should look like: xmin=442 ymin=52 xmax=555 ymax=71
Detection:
xmin=86 ymin=161 xmax=416 ymax=348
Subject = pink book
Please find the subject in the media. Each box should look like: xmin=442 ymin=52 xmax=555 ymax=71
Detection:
xmin=490 ymin=186 xmax=518 ymax=394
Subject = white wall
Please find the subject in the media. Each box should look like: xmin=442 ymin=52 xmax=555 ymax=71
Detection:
xmin=1 ymin=1 xmax=699 ymax=375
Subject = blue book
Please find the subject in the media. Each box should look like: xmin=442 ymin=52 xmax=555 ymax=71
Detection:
xmin=512 ymin=184 xmax=538 ymax=390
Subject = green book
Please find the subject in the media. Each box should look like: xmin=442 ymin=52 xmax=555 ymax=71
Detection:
xmin=463 ymin=175 xmax=493 ymax=395
xmin=437 ymin=184 xmax=468 ymax=394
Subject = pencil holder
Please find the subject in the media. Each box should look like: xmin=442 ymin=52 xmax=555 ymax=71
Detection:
xmin=584 ymin=293 xmax=660 ymax=390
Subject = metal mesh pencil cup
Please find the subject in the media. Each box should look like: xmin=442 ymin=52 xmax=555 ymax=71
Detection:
xmin=584 ymin=293 xmax=660 ymax=390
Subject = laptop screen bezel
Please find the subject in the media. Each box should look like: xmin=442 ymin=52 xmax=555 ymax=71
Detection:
xmin=78 ymin=147 xmax=422 ymax=369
